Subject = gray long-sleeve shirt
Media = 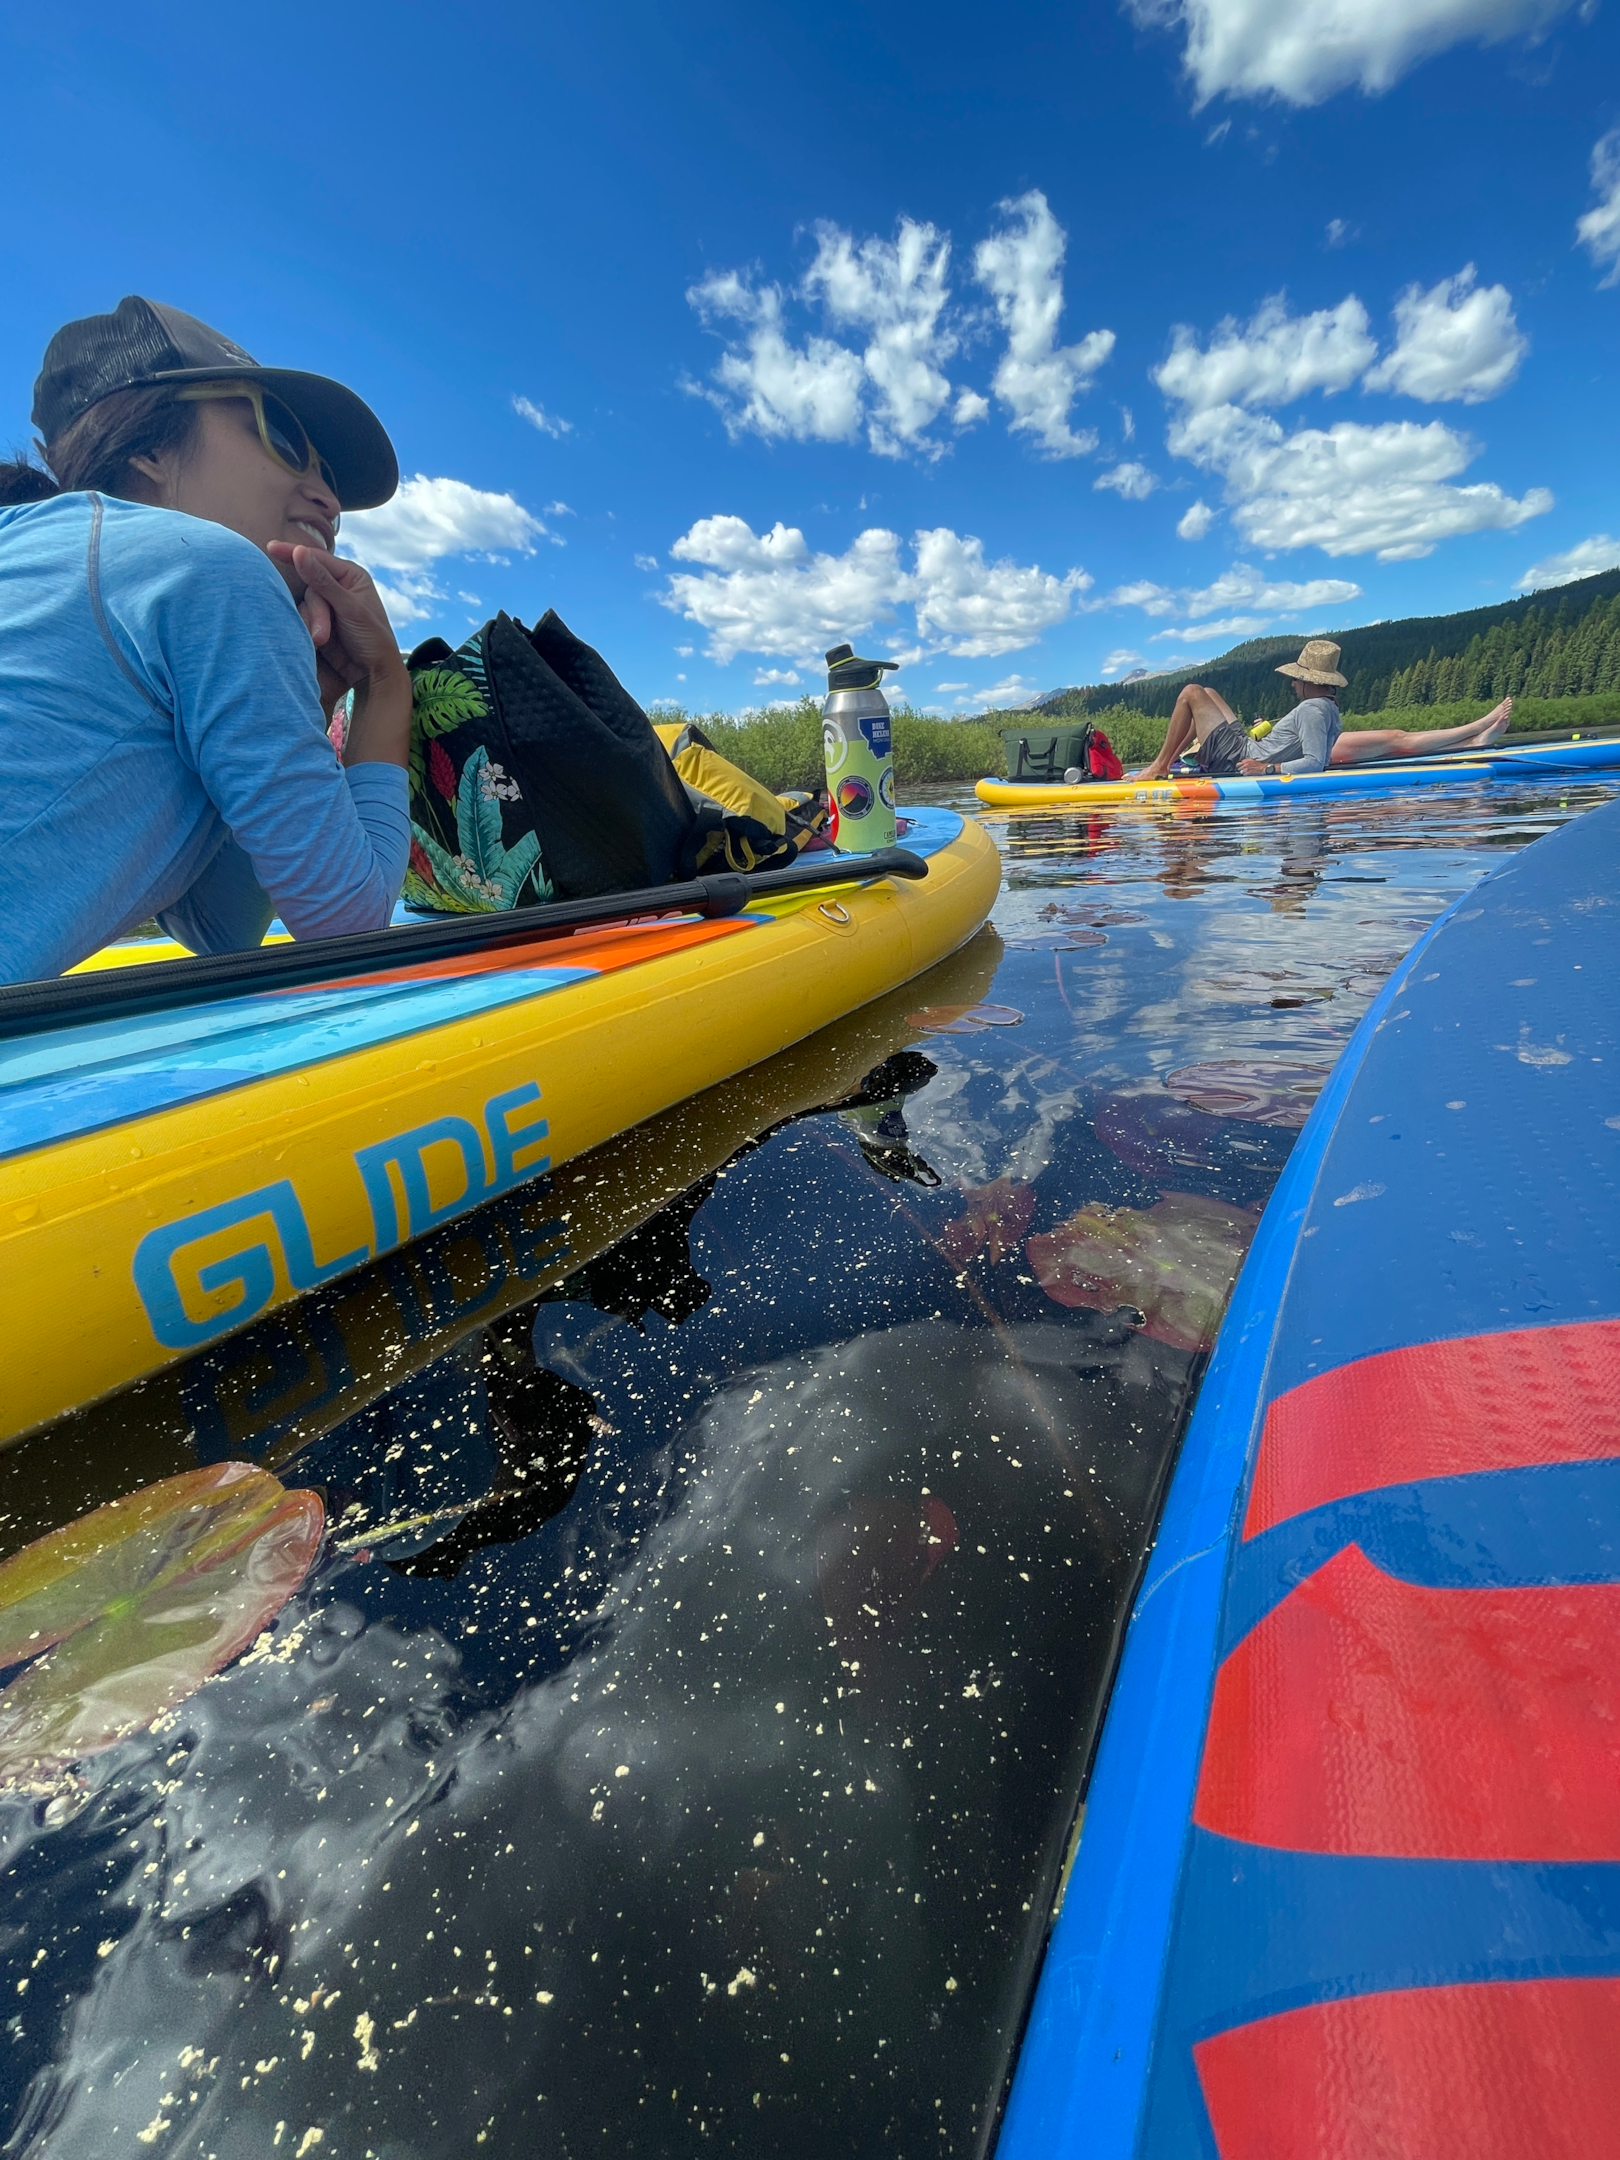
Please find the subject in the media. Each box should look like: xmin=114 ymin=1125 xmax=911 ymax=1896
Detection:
xmin=1259 ymin=696 xmax=1342 ymax=774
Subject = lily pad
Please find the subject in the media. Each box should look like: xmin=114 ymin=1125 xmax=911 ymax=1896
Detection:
xmin=1165 ymin=1061 xmax=1331 ymax=1128
xmin=1039 ymin=903 xmax=1142 ymax=927
xmin=0 ymin=1462 xmax=323 ymax=1793
xmin=1003 ymin=929 xmax=1107 ymax=951
xmin=938 ymin=1178 xmax=1036 ymax=1268
xmin=906 ymin=1002 xmax=1025 ymax=1036
xmin=1094 ymin=1092 xmax=1268 ymax=1177
xmin=1026 ymin=1192 xmax=1258 ymax=1353
xmin=1202 ymin=968 xmax=1335 ymax=1007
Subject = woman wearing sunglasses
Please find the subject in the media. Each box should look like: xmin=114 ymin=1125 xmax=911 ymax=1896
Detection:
xmin=0 ymin=295 xmax=410 ymax=982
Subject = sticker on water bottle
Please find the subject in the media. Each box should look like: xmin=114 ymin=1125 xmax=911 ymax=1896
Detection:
xmin=836 ymin=775 xmax=875 ymax=819
xmin=859 ymin=714 xmax=892 ymax=758
xmin=878 ymin=765 xmax=896 ymax=810
xmin=822 ymin=721 xmax=848 ymax=773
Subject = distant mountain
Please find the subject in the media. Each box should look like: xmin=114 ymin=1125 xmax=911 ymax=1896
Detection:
xmin=1032 ymin=568 xmax=1620 ymax=724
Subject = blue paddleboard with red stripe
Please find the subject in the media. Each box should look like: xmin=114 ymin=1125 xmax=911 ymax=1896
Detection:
xmin=999 ymin=795 xmax=1620 ymax=2156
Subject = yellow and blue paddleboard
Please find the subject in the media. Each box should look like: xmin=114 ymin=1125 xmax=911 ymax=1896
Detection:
xmin=0 ymin=807 xmax=999 ymax=1444
xmin=975 ymin=733 xmax=1620 ymax=810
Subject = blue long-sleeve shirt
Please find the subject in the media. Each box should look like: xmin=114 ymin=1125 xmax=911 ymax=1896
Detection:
xmin=0 ymin=491 xmax=409 ymax=983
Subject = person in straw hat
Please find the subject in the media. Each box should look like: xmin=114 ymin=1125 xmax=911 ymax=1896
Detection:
xmin=1136 ymin=638 xmax=1513 ymax=782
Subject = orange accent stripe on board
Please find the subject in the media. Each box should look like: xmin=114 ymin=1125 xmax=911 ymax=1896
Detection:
xmin=280 ymin=913 xmax=757 ymax=995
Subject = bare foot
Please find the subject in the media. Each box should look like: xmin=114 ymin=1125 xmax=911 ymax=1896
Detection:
xmin=1472 ymin=696 xmax=1513 ymax=745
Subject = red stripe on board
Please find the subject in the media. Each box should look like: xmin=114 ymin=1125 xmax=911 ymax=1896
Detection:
xmin=1194 ymin=1978 xmax=1620 ymax=2160
xmin=1195 ymin=1543 xmax=1620 ymax=1860
xmin=1243 ymin=1319 xmax=1620 ymax=1540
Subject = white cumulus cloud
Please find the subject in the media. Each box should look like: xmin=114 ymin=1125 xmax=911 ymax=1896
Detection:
xmin=973 ymin=673 xmax=1044 ymax=708
xmin=1150 ymin=615 xmax=1270 ymax=641
xmin=659 ymin=514 xmax=1091 ymax=664
xmin=1107 ymin=579 xmax=1179 ymax=616
xmin=686 ymin=270 xmax=865 ymax=446
xmin=686 ymin=197 xmax=1116 ymax=463
xmin=344 ymin=476 xmax=546 ymax=572
xmin=1103 ymin=563 xmax=1359 ymax=642
xmin=911 ymin=527 xmax=1094 ymax=657
xmin=687 ymin=219 xmax=964 ymax=459
xmin=1577 ymin=129 xmax=1620 ymax=285
xmin=1126 ymin=0 xmax=1581 ymax=107
xmin=1519 ymin=534 xmax=1620 ymax=589
xmin=803 ymin=219 xmax=958 ymax=457
xmin=1154 ymin=276 xmax=1546 ymax=562
xmin=662 ymin=517 xmax=908 ymax=664
xmin=973 ymin=191 xmax=1115 ymax=457
xmin=1100 ymin=648 xmax=1148 ymax=677
xmin=1154 ymin=294 xmax=1376 ymax=411
xmin=341 ymin=475 xmax=549 ymax=629
xmin=1363 ymin=265 xmax=1526 ymax=403
xmin=752 ymin=667 xmax=803 ymax=686
xmin=1165 ymin=401 xmax=1550 ymax=560
xmin=1177 ymin=499 xmax=1217 ymax=539
xmin=513 ymin=396 xmax=572 ymax=437
xmin=1181 ymin=562 xmax=1363 ymax=616
xmin=1095 ymin=461 xmax=1160 ymax=498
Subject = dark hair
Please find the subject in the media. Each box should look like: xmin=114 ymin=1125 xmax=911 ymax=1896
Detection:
xmin=0 ymin=385 xmax=201 ymax=506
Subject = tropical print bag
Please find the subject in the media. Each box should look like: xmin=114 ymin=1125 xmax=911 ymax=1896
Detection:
xmin=405 ymin=643 xmax=546 ymax=913
xmin=403 ymin=610 xmax=698 ymax=912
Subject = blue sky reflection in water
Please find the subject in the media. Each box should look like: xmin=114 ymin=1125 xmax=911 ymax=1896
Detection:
xmin=0 ymin=780 xmax=1614 ymax=2157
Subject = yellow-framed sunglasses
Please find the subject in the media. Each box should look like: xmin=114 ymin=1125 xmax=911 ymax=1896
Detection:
xmin=175 ymin=381 xmax=340 ymax=498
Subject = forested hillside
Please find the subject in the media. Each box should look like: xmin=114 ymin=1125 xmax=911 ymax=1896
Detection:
xmin=1035 ymin=568 xmax=1620 ymax=724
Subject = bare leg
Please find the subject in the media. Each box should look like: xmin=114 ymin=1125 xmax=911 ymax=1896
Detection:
xmin=1137 ymin=683 xmax=1243 ymax=779
xmin=1331 ymin=697 xmax=1513 ymax=767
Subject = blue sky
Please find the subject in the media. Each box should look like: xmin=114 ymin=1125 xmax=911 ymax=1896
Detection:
xmin=4 ymin=0 xmax=1618 ymax=713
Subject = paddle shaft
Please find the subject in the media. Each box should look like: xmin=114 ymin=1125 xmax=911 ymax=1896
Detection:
xmin=0 ymin=848 xmax=930 ymax=1042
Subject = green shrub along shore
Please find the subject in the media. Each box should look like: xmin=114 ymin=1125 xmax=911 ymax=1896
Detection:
xmin=658 ymin=699 xmax=1009 ymax=792
xmin=659 ymin=689 xmax=1620 ymax=791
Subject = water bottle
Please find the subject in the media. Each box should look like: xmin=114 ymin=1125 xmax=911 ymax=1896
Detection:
xmin=822 ymin=644 xmax=898 ymax=853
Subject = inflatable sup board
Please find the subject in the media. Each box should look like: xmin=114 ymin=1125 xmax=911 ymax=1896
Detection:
xmin=0 ymin=807 xmax=999 ymax=1442
xmin=998 ymin=792 xmax=1620 ymax=2155
xmin=976 ymin=731 xmax=1620 ymax=810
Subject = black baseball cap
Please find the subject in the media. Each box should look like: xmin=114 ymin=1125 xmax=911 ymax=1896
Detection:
xmin=32 ymin=295 xmax=399 ymax=511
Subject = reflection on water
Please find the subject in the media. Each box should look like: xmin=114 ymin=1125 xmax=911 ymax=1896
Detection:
xmin=0 ymin=778 xmax=1610 ymax=2157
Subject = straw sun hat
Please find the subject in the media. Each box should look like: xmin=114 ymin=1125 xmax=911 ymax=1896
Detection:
xmin=1276 ymin=638 xmax=1348 ymax=688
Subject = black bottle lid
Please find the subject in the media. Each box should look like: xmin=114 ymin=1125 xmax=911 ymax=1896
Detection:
xmin=825 ymin=644 xmax=899 ymax=694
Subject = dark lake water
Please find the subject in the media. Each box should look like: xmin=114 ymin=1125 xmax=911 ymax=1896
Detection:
xmin=0 ymin=775 xmax=1613 ymax=2159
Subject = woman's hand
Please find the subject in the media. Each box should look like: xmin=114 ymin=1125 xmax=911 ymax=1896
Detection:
xmin=266 ymin=542 xmax=400 ymax=706
xmin=1237 ymin=757 xmax=1270 ymax=774
xmin=266 ymin=541 xmax=411 ymax=771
